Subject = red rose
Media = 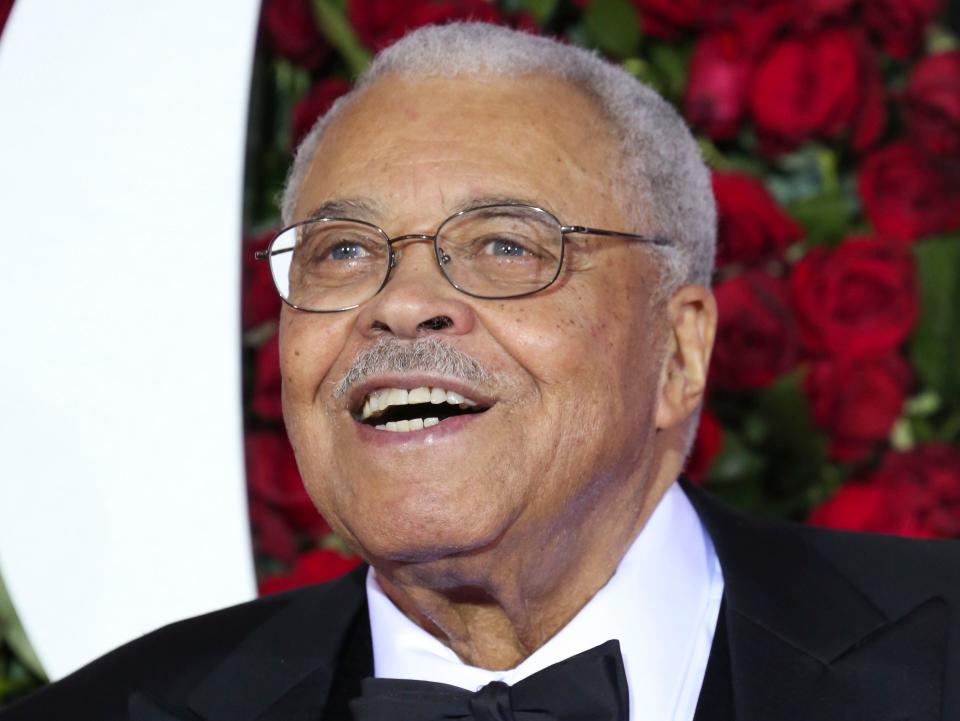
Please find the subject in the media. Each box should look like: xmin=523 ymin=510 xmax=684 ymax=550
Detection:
xmin=290 ymin=78 xmax=351 ymax=149
xmin=685 ymin=409 xmax=723 ymax=483
xmin=0 ymin=0 xmax=13 ymax=38
xmin=632 ymin=0 xmax=702 ymax=40
xmin=809 ymin=444 xmax=960 ymax=538
xmin=243 ymin=230 xmax=282 ymax=330
xmin=246 ymin=429 xmax=328 ymax=535
xmin=858 ymin=141 xmax=960 ymax=243
xmin=711 ymin=271 xmax=798 ymax=390
xmin=750 ymin=29 xmax=882 ymax=154
xmin=252 ymin=332 xmax=283 ymax=421
xmin=712 ymin=172 xmax=802 ymax=266
xmin=863 ymin=0 xmax=940 ymax=59
xmin=684 ymin=31 xmax=753 ymax=140
xmin=262 ymin=0 xmax=329 ymax=69
xmin=789 ymin=0 xmax=855 ymax=30
xmin=808 ymin=482 xmax=929 ymax=536
xmin=850 ymin=58 xmax=887 ymax=153
xmin=259 ymin=548 xmax=362 ymax=596
xmin=804 ymin=353 xmax=912 ymax=461
xmin=684 ymin=3 xmax=802 ymax=140
xmin=249 ymin=501 xmax=298 ymax=562
xmin=789 ymin=237 xmax=918 ymax=358
xmin=904 ymin=51 xmax=960 ymax=161
xmin=348 ymin=0 xmax=502 ymax=51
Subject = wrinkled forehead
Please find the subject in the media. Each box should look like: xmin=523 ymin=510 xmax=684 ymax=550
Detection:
xmin=290 ymin=73 xmax=629 ymax=227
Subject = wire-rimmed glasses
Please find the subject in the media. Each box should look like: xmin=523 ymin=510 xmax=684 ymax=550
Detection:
xmin=255 ymin=203 xmax=672 ymax=312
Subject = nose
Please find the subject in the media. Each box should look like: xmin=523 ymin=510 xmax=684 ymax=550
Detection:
xmin=356 ymin=238 xmax=476 ymax=340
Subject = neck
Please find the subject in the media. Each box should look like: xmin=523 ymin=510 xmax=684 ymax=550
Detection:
xmin=373 ymin=443 xmax=685 ymax=670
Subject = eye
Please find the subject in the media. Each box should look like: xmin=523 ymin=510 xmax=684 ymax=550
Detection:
xmin=328 ymin=241 xmax=371 ymax=261
xmin=482 ymin=237 xmax=535 ymax=257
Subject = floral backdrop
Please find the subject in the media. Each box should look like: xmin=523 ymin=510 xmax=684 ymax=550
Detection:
xmin=2 ymin=0 xmax=960 ymax=705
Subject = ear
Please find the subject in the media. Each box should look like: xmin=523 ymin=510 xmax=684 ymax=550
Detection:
xmin=655 ymin=285 xmax=717 ymax=430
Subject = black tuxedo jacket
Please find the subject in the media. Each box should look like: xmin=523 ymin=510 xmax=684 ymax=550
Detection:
xmin=3 ymin=482 xmax=958 ymax=721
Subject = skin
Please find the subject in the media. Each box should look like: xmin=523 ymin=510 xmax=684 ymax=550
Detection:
xmin=281 ymin=73 xmax=717 ymax=669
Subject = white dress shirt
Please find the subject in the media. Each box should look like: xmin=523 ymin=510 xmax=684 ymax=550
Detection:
xmin=366 ymin=482 xmax=724 ymax=721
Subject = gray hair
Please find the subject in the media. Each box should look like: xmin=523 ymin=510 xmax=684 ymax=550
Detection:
xmin=280 ymin=22 xmax=716 ymax=291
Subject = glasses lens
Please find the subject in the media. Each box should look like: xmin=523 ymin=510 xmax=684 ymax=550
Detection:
xmin=437 ymin=206 xmax=563 ymax=298
xmin=268 ymin=220 xmax=390 ymax=311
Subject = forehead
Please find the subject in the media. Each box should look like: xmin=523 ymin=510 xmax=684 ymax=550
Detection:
xmin=291 ymin=73 xmax=627 ymax=226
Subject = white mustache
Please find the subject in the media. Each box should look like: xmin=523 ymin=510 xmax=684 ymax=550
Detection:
xmin=332 ymin=337 xmax=493 ymax=399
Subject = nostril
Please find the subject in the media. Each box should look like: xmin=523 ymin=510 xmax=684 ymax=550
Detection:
xmin=418 ymin=315 xmax=453 ymax=332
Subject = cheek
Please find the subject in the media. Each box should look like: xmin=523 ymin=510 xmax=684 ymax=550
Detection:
xmin=278 ymin=310 xmax=359 ymax=424
xmin=488 ymin=272 xmax=643 ymax=389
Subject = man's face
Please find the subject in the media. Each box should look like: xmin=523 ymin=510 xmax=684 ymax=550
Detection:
xmin=281 ymin=74 xmax=668 ymax=568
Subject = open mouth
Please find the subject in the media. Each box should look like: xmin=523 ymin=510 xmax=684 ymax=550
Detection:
xmin=356 ymin=386 xmax=489 ymax=432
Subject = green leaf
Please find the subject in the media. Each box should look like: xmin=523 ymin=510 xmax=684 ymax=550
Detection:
xmin=786 ymin=191 xmax=853 ymax=244
xmin=909 ymin=235 xmax=960 ymax=403
xmin=0 ymin=573 xmax=46 ymax=681
xmin=583 ymin=0 xmax=641 ymax=58
xmin=517 ymin=0 xmax=559 ymax=24
xmin=273 ymin=59 xmax=312 ymax=100
xmin=938 ymin=410 xmax=960 ymax=443
xmin=903 ymin=390 xmax=942 ymax=418
xmin=753 ymin=371 xmax=830 ymax=518
xmin=622 ymin=57 xmax=664 ymax=93
xmin=318 ymin=533 xmax=355 ymax=555
xmin=890 ymin=417 xmax=914 ymax=451
xmin=770 ymin=144 xmax=840 ymax=204
xmin=927 ymin=24 xmax=960 ymax=53
xmin=647 ymin=42 xmax=691 ymax=101
xmin=311 ymin=0 xmax=372 ymax=78
xmin=709 ymin=428 xmax=765 ymax=485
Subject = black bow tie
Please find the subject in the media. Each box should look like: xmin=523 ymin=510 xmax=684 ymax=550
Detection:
xmin=349 ymin=639 xmax=629 ymax=721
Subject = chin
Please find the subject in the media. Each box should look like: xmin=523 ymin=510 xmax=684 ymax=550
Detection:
xmin=339 ymin=499 xmax=510 ymax=568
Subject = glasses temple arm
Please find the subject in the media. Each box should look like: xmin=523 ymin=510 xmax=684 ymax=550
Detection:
xmin=561 ymin=226 xmax=674 ymax=247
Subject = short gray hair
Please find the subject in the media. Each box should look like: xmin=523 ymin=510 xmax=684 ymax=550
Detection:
xmin=281 ymin=22 xmax=716 ymax=290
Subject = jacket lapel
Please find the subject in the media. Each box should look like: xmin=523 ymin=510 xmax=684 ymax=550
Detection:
xmin=684 ymin=481 xmax=948 ymax=721
xmin=183 ymin=564 xmax=370 ymax=721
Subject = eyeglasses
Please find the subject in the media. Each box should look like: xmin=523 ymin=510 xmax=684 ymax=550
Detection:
xmin=255 ymin=203 xmax=672 ymax=313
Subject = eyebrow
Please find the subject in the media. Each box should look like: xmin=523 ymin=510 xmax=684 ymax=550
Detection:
xmin=303 ymin=197 xmax=385 ymax=222
xmin=302 ymin=194 xmax=557 ymax=224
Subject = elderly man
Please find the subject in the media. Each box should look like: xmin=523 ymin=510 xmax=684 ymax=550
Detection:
xmin=4 ymin=22 xmax=958 ymax=721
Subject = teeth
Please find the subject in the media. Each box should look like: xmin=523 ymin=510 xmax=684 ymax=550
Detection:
xmin=360 ymin=385 xmax=482 ymax=420
xmin=371 ymin=415 xmax=445 ymax=432
xmin=408 ymin=387 xmax=430 ymax=404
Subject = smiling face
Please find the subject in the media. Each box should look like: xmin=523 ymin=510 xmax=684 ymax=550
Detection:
xmin=280 ymin=74 xmax=672 ymax=577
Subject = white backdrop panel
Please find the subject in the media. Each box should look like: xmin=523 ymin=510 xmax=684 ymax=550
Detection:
xmin=0 ymin=1 xmax=260 ymax=679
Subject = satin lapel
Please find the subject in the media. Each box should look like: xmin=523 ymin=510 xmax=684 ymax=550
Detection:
xmin=684 ymin=481 xmax=948 ymax=721
xmin=184 ymin=565 xmax=369 ymax=721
